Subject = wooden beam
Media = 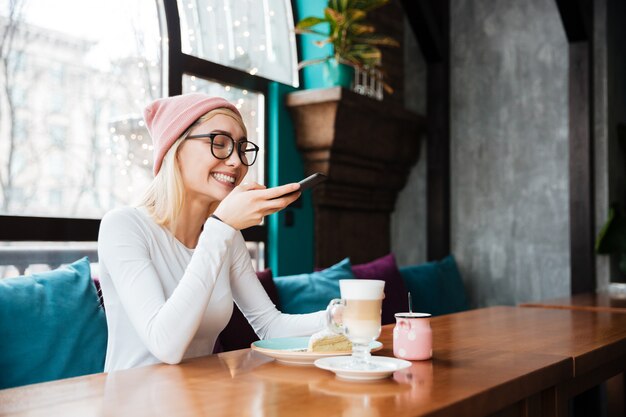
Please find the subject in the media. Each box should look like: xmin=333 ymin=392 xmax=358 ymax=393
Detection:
xmin=554 ymin=0 xmax=592 ymax=42
xmin=426 ymin=60 xmax=451 ymax=261
xmin=554 ymin=0 xmax=596 ymax=294
xmin=569 ymin=42 xmax=595 ymax=294
xmin=400 ymin=0 xmax=445 ymax=63
xmin=401 ymin=0 xmax=451 ymax=261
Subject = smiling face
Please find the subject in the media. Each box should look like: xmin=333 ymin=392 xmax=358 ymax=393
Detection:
xmin=177 ymin=113 xmax=249 ymax=206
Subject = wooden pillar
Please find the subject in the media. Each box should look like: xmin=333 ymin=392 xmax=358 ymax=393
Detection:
xmin=286 ymin=88 xmax=425 ymax=267
xmin=401 ymin=0 xmax=451 ymax=261
xmin=569 ymin=41 xmax=595 ymax=294
xmin=555 ymin=0 xmax=596 ymax=294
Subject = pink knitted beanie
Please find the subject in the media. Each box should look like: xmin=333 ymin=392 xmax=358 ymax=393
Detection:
xmin=143 ymin=93 xmax=241 ymax=175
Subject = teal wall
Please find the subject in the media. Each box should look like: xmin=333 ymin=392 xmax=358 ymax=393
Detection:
xmin=266 ymin=83 xmax=314 ymax=275
xmin=294 ymin=0 xmax=332 ymax=90
xmin=266 ymin=0 xmax=329 ymax=275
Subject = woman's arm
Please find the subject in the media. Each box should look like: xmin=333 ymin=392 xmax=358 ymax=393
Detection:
xmin=229 ymin=233 xmax=325 ymax=339
xmin=98 ymin=209 xmax=236 ymax=364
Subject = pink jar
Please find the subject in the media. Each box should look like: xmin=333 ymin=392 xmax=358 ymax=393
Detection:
xmin=393 ymin=312 xmax=432 ymax=360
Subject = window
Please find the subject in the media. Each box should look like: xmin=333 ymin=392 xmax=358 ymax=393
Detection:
xmin=0 ymin=0 xmax=162 ymax=275
xmin=49 ymin=125 xmax=67 ymax=148
xmin=177 ymin=0 xmax=299 ymax=87
xmin=0 ymin=0 xmax=162 ymax=219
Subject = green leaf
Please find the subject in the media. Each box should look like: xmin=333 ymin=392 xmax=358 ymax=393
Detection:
xmin=350 ymin=24 xmax=376 ymax=35
xmin=596 ymin=204 xmax=626 ymax=253
xmin=324 ymin=7 xmax=345 ymax=25
xmin=293 ymin=28 xmax=330 ymax=38
xmin=345 ymin=9 xmax=366 ymax=22
xmin=344 ymin=44 xmax=382 ymax=66
xmin=295 ymin=16 xmax=326 ymax=29
xmin=328 ymin=0 xmax=349 ymax=12
xmin=353 ymin=34 xmax=400 ymax=47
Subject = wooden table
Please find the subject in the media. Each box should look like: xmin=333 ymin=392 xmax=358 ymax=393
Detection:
xmin=519 ymin=292 xmax=626 ymax=313
xmin=0 ymin=322 xmax=571 ymax=417
xmin=412 ymin=306 xmax=626 ymax=415
xmin=518 ymin=293 xmax=626 ymax=415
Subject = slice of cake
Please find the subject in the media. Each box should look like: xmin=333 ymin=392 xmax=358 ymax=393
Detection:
xmin=307 ymin=329 xmax=352 ymax=352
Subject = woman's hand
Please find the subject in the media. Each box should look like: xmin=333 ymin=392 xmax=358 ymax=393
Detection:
xmin=212 ymin=182 xmax=301 ymax=230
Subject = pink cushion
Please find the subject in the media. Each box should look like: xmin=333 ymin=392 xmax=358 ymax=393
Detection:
xmin=352 ymin=254 xmax=409 ymax=325
xmin=217 ymin=269 xmax=280 ymax=352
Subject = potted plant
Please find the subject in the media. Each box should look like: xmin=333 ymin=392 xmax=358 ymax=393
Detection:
xmin=295 ymin=0 xmax=399 ymax=91
xmin=595 ymin=124 xmax=626 ymax=278
xmin=595 ymin=203 xmax=626 ymax=275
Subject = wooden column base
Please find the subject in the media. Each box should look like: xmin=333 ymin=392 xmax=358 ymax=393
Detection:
xmin=286 ymin=87 xmax=425 ymax=268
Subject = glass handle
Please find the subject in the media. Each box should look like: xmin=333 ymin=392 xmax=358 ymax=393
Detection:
xmin=326 ymin=298 xmax=346 ymax=334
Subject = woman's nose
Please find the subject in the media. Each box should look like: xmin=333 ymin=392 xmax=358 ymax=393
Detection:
xmin=224 ymin=149 xmax=242 ymax=167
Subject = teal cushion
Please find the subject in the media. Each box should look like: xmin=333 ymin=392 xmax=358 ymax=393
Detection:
xmin=399 ymin=255 xmax=469 ymax=316
xmin=274 ymin=258 xmax=355 ymax=314
xmin=0 ymin=257 xmax=107 ymax=389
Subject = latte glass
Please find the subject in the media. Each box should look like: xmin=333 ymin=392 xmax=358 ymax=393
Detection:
xmin=327 ymin=279 xmax=385 ymax=370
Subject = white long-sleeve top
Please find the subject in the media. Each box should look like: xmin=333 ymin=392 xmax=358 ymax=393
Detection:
xmin=98 ymin=206 xmax=325 ymax=372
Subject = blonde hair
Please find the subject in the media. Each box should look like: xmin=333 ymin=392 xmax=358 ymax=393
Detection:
xmin=138 ymin=108 xmax=247 ymax=230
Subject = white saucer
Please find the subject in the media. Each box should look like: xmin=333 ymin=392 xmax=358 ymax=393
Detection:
xmin=314 ymin=356 xmax=412 ymax=381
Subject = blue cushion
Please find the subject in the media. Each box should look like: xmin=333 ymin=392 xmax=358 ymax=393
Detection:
xmin=274 ymin=258 xmax=355 ymax=314
xmin=399 ymin=255 xmax=469 ymax=316
xmin=0 ymin=257 xmax=107 ymax=389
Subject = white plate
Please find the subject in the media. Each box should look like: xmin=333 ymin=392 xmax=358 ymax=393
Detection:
xmin=250 ymin=337 xmax=383 ymax=366
xmin=314 ymin=356 xmax=411 ymax=381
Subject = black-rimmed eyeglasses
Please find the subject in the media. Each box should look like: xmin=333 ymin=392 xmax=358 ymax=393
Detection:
xmin=186 ymin=133 xmax=259 ymax=166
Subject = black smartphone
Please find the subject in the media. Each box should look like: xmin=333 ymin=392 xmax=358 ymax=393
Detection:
xmin=275 ymin=172 xmax=327 ymax=199
xmin=297 ymin=172 xmax=327 ymax=192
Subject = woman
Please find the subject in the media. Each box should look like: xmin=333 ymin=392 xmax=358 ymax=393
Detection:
xmin=98 ymin=93 xmax=325 ymax=371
